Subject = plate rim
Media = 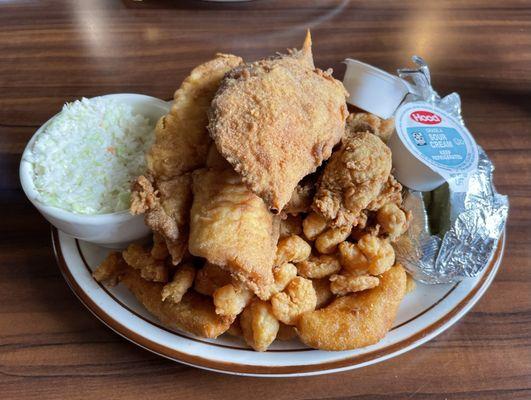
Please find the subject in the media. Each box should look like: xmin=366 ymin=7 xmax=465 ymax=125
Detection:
xmin=52 ymin=227 xmax=505 ymax=377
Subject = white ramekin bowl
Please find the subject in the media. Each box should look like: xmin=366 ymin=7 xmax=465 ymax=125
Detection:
xmin=20 ymin=93 xmax=171 ymax=249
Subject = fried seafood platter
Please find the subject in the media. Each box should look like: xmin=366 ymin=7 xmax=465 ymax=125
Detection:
xmin=94 ymin=32 xmax=415 ymax=352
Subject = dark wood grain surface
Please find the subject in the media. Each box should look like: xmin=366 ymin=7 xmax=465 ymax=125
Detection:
xmin=1 ymin=0 xmax=530 ymax=399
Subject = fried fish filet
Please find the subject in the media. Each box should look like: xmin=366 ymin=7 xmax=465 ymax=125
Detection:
xmin=131 ymin=54 xmax=243 ymax=260
xmin=209 ymin=32 xmax=348 ymax=213
xmin=313 ymin=132 xmax=392 ymax=227
xmin=189 ymin=168 xmax=280 ymax=299
xmin=296 ymin=264 xmax=406 ymax=350
xmin=147 ymin=53 xmax=243 ymax=180
xmin=121 ymin=267 xmax=232 ymax=338
xmin=131 ymin=174 xmax=192 ymax=264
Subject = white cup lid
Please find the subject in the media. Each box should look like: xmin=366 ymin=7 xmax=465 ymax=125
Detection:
xmin=343 ymin=59 xmax=412 ymax=119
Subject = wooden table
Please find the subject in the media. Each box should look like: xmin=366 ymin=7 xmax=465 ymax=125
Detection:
xmin=1 ymin=1 xmax=530 ymax=398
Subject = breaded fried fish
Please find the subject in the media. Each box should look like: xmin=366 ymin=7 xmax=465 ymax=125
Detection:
xmin=131 ymin=54 xmax=243 ymax=261
xmin=346 ymin=112 xmax=395 ymax=143
xmin=296 ymin=264 xmax=406 ymax=350
xmin=189 ymin=168 xmax=280 ymax=299
xmin=131 ymin=174 xmax=192 ymax=265
xmin=209 ymin=32 xmax=348 ymax=213
xmin=313 ymin=132 xmax=392 ymax=227
xmin=147 ymin=53 xmax=243 ymax=180
xmin=121 ymin=267 xmax=232 ymax=338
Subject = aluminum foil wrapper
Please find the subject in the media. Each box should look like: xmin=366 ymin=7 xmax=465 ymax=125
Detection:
xmin=393 ymin=57 xmax=509 ymax=284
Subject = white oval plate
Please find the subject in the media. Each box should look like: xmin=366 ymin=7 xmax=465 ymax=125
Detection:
xmin=52 ymin=227 xmax=504 ymax=377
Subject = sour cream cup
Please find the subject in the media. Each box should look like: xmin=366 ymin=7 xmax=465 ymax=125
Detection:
xmin=389 ymin=101 xmax=479 ymax=192
xmin=20 ymin=93 xmax=171 ymax=249
xmin=388 ymin=127 xmax=447 ymax=191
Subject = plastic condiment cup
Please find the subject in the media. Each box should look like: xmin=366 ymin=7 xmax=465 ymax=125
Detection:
xmin=388 ymin=129 xmax=447 ymax=191
xmin=389 ymin=101 xmax=479 ymax=192
xmin=343 ymin=59 xmax=414 ymax=119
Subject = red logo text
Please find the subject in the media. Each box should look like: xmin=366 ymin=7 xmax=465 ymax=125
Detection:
xmin=410 ymin=110 xmax=442 ymax=125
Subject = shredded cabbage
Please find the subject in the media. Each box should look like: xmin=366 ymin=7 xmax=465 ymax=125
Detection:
xmin=28 ymin=97 xmax=154 ymax=214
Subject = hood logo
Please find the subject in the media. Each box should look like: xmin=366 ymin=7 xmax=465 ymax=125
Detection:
xmin=410 ymin=110 xmax=442 ymax=125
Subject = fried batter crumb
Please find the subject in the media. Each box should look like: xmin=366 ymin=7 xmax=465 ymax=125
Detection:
xmin=92 ymin=252 xmax=127 ymax=286
xmin=161 ymin=263 xmax=196 ymax=304
xmin=329 ymin=274 xmax=380 ymax=295
xmin=271 ymin=277 xmax=317 ymax=325
xmin=122 ymin=243 xmax=169 ymax=283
